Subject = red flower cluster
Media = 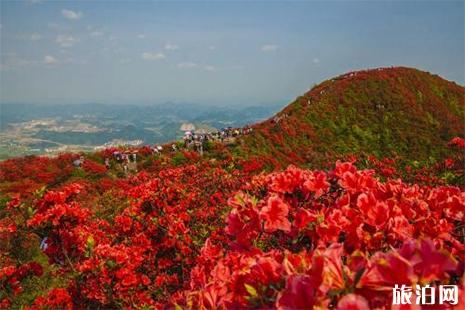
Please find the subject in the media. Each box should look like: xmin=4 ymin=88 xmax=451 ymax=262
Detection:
xmin=1 ymin=161 xmax=251 ymax=308
xmin=0 ymin=138 xmax=464 ymax=308
xmin=448 ymin=137 xmax=465 ymax=149
xmin=81 ymin=159 xmax=108 ymax=176
xmin=0 ymin=262 xmax=43 ymax=307
xmin=0 ymin=154 xmax=76 ymax=195
xmin=27 ymin=288 xmax=72 ymax=310
xmin=182 ymin=163 xmax=465 ymax=308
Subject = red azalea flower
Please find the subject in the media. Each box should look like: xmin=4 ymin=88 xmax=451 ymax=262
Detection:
xmin=303 ymin=171 xmax=330 ymax=198
xmin=260 ymin=196 xmax=291 ymax=232
xmin=444 ymin=158 xmax=454 ymax=168
xmin=28 ymin=262 xmax=44 ymax=277
xmin=293 ymin=208 xmax=317 ymax=230
xmin=448 ymin=136 xmax=465 ymax=148
xmin=408 ymin=239 xmax=457 ymax=282
xmin=357 ymin=192 xmax=390 ymax=228
xmin=276 ymin=274 xmax=321 ymax=309
xmin=336 ymin=293 xmax=370 ymax=310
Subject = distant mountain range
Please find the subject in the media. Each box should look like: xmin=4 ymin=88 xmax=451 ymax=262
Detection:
xmin=0 ymin=101 xmax=284 ymax=159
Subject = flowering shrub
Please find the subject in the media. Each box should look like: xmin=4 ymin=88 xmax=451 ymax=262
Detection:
xmin=1 ymin=159 xmax=253 ymax=308
xmin=27 ymin=288 xmax=73 ymax=310
xmin=0 ymin=262 xmax=43 ymax=304
xmin=81 ymin=160 xmax=107 ymax=176
xmin=0 ymin=134 xmax=464 ymax=308
xmin=181 ymin=163 xmax=465 ymax=308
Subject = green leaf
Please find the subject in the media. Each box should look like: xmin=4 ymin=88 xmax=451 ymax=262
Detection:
xmin=244 ymin=283 xmax=257 ymax=298
xmin=34 ymin=186 xmax=47 ymax=198
xmin=86 ymin=235 xmax=95 ymax=249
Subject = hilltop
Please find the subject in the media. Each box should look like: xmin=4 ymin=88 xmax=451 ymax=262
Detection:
xmin=237 ymin=67 xmax=465 ymax=167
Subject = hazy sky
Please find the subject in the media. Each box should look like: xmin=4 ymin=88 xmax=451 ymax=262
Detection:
xmin=0 ymin=0 xmax=464 ymax=105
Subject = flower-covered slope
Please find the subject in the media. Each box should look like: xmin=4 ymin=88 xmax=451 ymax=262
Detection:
xmin=1 ymin=144 xmax=464 ymax=309
xmin=1 ymin=67 xmax=465 ymax=309
xmin=237 ymin=67 xmax=465 ymax=167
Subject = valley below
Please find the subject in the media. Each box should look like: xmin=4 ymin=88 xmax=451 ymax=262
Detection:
xmin=0 ymin=102 xmax=283 ymax=159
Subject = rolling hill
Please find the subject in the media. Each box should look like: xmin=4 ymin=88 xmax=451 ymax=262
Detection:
xmin=236 ymin=67 xmax=465 ymax=167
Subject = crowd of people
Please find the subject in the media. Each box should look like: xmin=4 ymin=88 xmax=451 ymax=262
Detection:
xmin=110 ymin=151 xmax=138 ymax=173
xmin=72 ymin=125 xmax=253 ymax=174
xmin=271 ymin=113 xmax=289 ymax=124
xmin=74 ymin=151 xmax=138 ymax=174
xmin=179 ymin=126 xmax=253 ymax=154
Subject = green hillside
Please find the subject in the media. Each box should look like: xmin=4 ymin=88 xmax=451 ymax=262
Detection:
xmin=236 ymin=67 xmax=465 ymax=167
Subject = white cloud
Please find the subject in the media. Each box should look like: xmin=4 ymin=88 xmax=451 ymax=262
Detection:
xmin=61 ymin=9 xmax=83 ymax=21
xmin=261 ymin=44 xmax=278 ymax=52
xmin=90 ymin=31 xmax=103 ymax=37
xmin=177 ymin=62 xmax=197 ymax=69
xmin=164 ymin=44 xmax=179 ymax=50
xmin=313 ymin=57 xmax=320 ymax=64
xmin=208 ymin=45 xmax=216 ymax=50
xmin=204 ymin=65 xmax=216 ymax=71
xmin=43 ymin=55 xmax=86 ymax=66
xmin=56 ymin=34 xmax=78 ymax=47
xmin=141 ymin=52 xmax=166 ymax=61
xmin=137 ymin=34 xmax=146 ymax=39
xmin=43 ymin=55 xmax=59 ymax=65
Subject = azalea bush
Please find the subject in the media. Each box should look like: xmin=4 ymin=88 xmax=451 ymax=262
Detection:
xmin=180 ymin=162 xmax=464 ymax=308
xmin=0 ymin=159 xmax=250 ymax=308
xmin=0 ymin=137 xmax=464 ymax=309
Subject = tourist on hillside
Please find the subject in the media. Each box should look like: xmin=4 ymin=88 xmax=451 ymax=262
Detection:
xmin=73 ymin=155 xmax=85 ymax=168
xmin=113 ymin=151 xmax=122 ymax=162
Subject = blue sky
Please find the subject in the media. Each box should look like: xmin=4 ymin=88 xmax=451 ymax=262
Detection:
xmin=0 ymin=0 xmax=463 ymax=105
